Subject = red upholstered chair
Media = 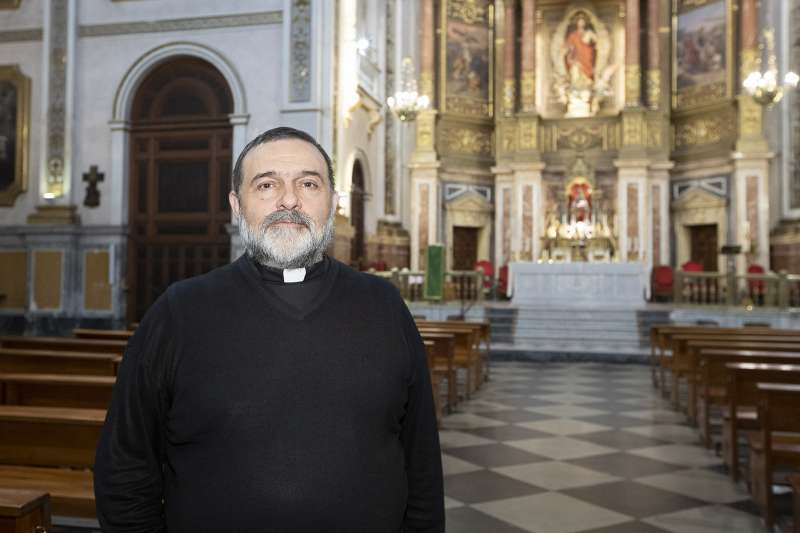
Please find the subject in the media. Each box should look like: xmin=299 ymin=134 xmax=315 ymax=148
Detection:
xmin=681 ymin=261 xmax=704 ymax=302
xmin=498 ymin=265 xmax=509 ymax=298
xmin=681 ymin=261 xmax=703 ymax=272
xmin=651 ymin=265 xmax=674 ymax=302
xmin=474 ymin=260 xmax=494 ymax=290
xmin=747 ymin=264 xmax=766 ymax=304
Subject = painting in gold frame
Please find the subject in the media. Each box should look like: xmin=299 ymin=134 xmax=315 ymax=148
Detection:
xmin=439 ymin=0 xmax=494 ymax=118
xmin=0 ymin=0 xmax=21 ymax=9
xmin=672 ymin=0 xmax=733 ymax=111
xmin=0 ymin=65 xmax=30 ymax=206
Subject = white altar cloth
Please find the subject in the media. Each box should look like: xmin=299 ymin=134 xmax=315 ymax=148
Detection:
xmin=508 ymin=262 xmax=649 ymax=306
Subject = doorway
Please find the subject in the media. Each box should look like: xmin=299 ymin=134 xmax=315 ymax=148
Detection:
xmin=689 ymin=224 xmax=718 ymax=271
xmin=127 ymin=57 xmax=233 ymax=321
xmin=452 ymin=226 xmax=479 ymax=270
xmin=350 ymin=160 xmax=366 ymax=269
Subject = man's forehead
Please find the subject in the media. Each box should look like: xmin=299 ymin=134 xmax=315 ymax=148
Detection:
xmin=244 ymin=139 xmax=327 ymax=173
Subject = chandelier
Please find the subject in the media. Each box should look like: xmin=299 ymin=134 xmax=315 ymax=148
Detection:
xmin=742 ymin=29 xmax=799 ymax=106
xmin=386 ymin=57 xmax=430 ymax=122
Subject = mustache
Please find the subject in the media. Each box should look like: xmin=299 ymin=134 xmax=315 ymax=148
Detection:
xmin=260 ymin=209 xmax=312 ymax=230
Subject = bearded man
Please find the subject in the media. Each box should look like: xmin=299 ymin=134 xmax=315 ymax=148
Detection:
xmin=94 ymin=127 xmax=445 ymax=533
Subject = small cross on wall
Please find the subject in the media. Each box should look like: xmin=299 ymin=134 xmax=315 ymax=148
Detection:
xmin=83 ymin=165 xmax=104 ymax=208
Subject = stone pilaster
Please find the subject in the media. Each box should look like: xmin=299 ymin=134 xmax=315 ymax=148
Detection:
xmin=408 ymin=161 xmax=440 ymax=270
xmin=511 ymin=162 xmax=545 ymax=262
xmin=493 ymin=165 xmax=514 ymax=265
xmin=732 ymin=151 xmax=773 ymax=270
xmin=615 ymin=159 xmax=650 ymax=263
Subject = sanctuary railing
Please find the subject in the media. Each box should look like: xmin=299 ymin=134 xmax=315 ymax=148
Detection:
xmin=674 ymin=270 xmax=800 ymax=309
xmin=367 ymin=268 xmax=487 ymax=303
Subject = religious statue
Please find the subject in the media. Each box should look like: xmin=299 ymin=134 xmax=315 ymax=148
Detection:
xmin=550 ymin=7 xmax=617 ymax=117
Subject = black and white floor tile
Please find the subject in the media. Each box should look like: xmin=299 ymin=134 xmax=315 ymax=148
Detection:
xmin=440 ymin=362 xmax=773 ymax=533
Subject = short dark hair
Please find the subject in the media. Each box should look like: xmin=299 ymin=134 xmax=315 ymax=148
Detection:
xmin=231 ymin=126 xmax=335 ymax=194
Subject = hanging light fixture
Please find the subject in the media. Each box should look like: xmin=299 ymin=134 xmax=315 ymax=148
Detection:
xmin=386 ymin=57 xmax=430 ymax=122
xmin=742 ymin=29 xmax=799 ymax=106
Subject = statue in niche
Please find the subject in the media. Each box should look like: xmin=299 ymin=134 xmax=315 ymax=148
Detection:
xmin=550 ymin=6 xmax=617 ymax=117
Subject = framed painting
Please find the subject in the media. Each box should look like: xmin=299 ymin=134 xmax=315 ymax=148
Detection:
xmin=672 ymin=0 xmax=733 ymax=110
xmin=440 ymin=0 xmax=493 ymax=118
xmin=0 ymin=65 xmax=30 ymax=206
xmin=0 ymin=0 xmax=21 ymax=8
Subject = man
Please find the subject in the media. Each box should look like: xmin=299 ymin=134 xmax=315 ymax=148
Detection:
xmin=94 ymin=127 xmax=445 ymax=532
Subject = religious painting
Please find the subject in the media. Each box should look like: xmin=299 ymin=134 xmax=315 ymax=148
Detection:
xmin=549 ymin=6 xmax=617 ymax=118
xmin=673 ymin=0 xmax=732 ymax=110
xmin=442 ymin=0 xmax=492 ymax=117
xmin=0 ymin=65 xmax=30 ymax=206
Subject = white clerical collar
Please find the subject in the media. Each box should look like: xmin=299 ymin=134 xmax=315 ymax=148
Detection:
xmin=283 ymin=267 xmax=307 ymax=283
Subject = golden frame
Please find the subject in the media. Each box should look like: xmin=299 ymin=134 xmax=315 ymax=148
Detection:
xmin=0 ymin=65 xmax=30 ymax=206
xmin=439 ymin=0 xmax=495 ymax=118
xmin=671 ymin=0 xmax=734 ymax=111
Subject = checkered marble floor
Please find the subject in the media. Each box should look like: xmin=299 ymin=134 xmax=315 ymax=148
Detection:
xmin=440 ymin=362 xmax=771 ymax=533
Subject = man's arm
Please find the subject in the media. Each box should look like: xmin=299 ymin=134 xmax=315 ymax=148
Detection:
xmin=94 ymin=296 xmax=173 ymax=532
xmin=398 ymin=302 xmax=445 ymax=533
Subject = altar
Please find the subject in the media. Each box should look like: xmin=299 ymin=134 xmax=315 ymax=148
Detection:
xmin=507 ymin=262 xmax=649 ymax=306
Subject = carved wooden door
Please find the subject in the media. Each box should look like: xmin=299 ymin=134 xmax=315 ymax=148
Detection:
xmin=690 ymin=224 xmax=718 ymax=271
xmin=452 ymin=226 xmax=479 ymax=271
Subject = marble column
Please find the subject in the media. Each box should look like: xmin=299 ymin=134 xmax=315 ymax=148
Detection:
xmin=519 ymin=0 xmax=535 ymax=112
xmin=410 ymin=0 xmax=440 ymax=269
xmin=493 ymin=167 xmax=514 ymax=266
xmin=737 ymin=0 xmax=767 ymax=152
xmin=648 ymin=162 xmax=673 ymax=267
xmin=511 ymin=162 xmax=545 ymax=262
xmin=615 ymin=159 xmax=649 ymax=263
xmin=646 ymin=0 xmax=659 ymax=109
xmin=502 ymin=0 xmax=516 ymax=116
xmin=625 ymin=0 xmax=641 ymax=107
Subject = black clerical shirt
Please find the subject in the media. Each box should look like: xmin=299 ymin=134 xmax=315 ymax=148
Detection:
xmin=94 ymin=256 xmax=445 ymax=533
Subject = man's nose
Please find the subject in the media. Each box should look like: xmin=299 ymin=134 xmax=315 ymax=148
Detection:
xmin=278 ymin=185 xmax=300 ymax=210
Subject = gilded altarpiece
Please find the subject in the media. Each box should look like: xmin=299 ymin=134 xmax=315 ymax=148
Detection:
xmin=670 ymin=0 xmax=737 ymax=161
xmin=437 ymin=0 xmax=495 ymax=168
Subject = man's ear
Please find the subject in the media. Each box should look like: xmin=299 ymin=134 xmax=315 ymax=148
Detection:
xmin=330 ymin=191 xmax=339 ymax=213
xmin=229 ymin=190 xmax=241 ymax=218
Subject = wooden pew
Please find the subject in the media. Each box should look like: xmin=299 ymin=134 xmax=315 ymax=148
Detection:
xmin=711 ymin=360 xmax=800 ymax=480
xmin=417 ymin=320 xmax=490 ymax=381
xmin=0 ymin=373 xmax=115 ymax=409
xmin=420 ymin=333 xmax=457 ymax=412
xmin=0 ymin=349 xmax=120 ymax=376
xmin=73 ymin=328 xmax=133 ymax=342
xmin=418 ymin=321 xmax=485 ymax=382
xmin=0 ymin=405 xmax=103 ymax=518
xmin=417 ymin=325 xmax=481 ymax=397
xmin=669 ymin=334 xmax=800 ymax=415
xmin=0 ymin=337 xmax=127 ymax=356
xmin=0 ymin=488 xmax=51 ymax=533
xmin=791 ymin=474 xmax=800 ymax=533
xmin=650 ymin=324 xmax=779 ymax=389
xmin=0 ymin=466 xmax=94 ymax=519
xmin=748 ymin=383 xmax=800 ymax=530
xmin=423 ymin=340 xmax=443 ymax=425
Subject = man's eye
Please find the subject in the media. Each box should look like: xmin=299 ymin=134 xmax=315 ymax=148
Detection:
xmin=302 ymin=181 xmax=319 ymax=189
xmin=257 ymin=182 xmax=273 ymax=190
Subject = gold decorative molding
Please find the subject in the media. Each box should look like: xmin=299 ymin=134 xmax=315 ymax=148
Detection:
xmin=503 ymin=79 xmax=515 ymax=117
xmin=625 ymin=64 xmax=641 ymax=107
xmin=439 ymin=124 xmax=492 ymax=157
xmin=447 ymin=0 xmax=488 ymax=24
xmin=738 ymin=95 xmax=763 ymax=138
xmin=740 ymin=48 xmax=759 ymax=82
xmin=646 ymin=69 xmax=661 ymax=109
xmin=415 ymin=110 xmax=437 ymax=153
xmin=536 ymin=117 xmax=621 ymax=153
xmin=622 ymin=110 xmax=645 ymax=146
xmin=419 ymin=72 xmax=434 ymax=101
xmin=674 ymin=81 xmax=727 ymax=109
xmin=517 ymin=116 xmax=539 ymax=152
xmin=497 ymin=120 xmax=517 ymax=157
xmin=520 ymin=71 xmax=535 ymax=112
xmin=646 ymin=114 xmax=665 ymax=148
xmin=673 ymin=111 xmax=733 ymax=149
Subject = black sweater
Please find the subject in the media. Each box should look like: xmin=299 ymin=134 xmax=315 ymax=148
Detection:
xmin=94 ymin=256 xmax=445 ymax=532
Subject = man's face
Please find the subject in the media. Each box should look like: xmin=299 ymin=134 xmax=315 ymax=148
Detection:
xmin=229 ymin=138 xmax=338 ymax=269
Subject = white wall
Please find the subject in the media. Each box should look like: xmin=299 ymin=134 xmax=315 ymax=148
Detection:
xmin=76 ymin=0 xmax=281 ymax=25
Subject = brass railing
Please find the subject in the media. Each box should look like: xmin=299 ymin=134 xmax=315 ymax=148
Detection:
xmin=368 ymin=269 xmax=487 ymax=302
xmin=674 ymin=271 xmax=800 ymax=309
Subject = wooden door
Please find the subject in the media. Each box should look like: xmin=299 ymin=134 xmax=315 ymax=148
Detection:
xmin=127 ymin=58 xmax=233 ymax=322
xmin=452 ymin=227 xmax=479 ymax=270
xmin=690 ymin=224 xmax=718 ymax=271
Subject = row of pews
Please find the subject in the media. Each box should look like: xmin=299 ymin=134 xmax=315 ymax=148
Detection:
xmin=650 ymin=324 xmax=800 ymax=531
xmin=0 ymin=321 xmax=489 ymax=529
xmin=416 ymin=319 xmax=491 ymax=424
xmin=0 ymin=331 xmax=127 ymax=530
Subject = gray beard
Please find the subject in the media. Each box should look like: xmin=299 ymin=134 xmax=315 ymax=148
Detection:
xmin=238 ymin=207 xmax=335 ymax=270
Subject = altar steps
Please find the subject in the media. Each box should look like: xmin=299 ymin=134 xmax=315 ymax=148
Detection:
xmin=487 ymin=305 xmax=670 ymax=362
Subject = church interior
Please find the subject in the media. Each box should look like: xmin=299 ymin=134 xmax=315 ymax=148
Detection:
xmin=1 ymin=0 xmax=800 ymax=531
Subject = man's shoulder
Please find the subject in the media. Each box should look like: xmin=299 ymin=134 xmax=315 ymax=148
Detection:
xmin=166 ymin=258 xmax=242 ymax=303
xmin=331 ymin=258 xmax=403 ymax=299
